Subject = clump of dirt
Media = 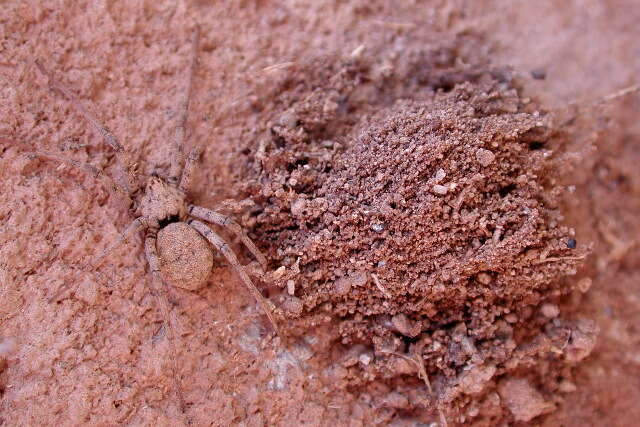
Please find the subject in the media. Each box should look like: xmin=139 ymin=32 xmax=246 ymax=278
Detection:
xmin=261 ymin=85 xmax=583 ymax=321
xmin=240 ymin=45 xmax=596 ymax=422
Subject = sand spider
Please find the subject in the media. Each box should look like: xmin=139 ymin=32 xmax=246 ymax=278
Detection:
xmin=28 ymin=28 xmax=280 ymax=413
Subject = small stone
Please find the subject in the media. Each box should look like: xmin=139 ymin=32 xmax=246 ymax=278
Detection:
xmin=281 ymin=296 xmax=304 ymax=316
xmin=505 ymin=313 xmax=519 ymax=324
xmin=382 ymin=392 xmax=409 ymax=409
xmin=391 ymin=313 xmax=421 ymax=338
xmin=558 ymin=379 xmax=577 ymax=393
xmin=290 ymin=198 xmax=307 ymax=217
xmin=271 ymin=266 xmax=287 ymax=280
xmin=342 ymin=356 xmax=358 ymax=367
xmin=391 ymin=356 xmax=415 ymax=375
xmin=333 ymin=277 xmax=352 ymax=296
xmin=323 ymin=99 xmax=339 ymax=114
xmin=433 ymin=168 xmax=447 ymax=183
xmin=564 ymin=319 xmax=598 ymax=363
xmin=498 ymin=378 xmax=555 ymax=422
xmin=467 ymin=405 xmax=480 ymax=417
xmin=530 ymin=68 xmax=547 ymax=80
xmin=371 ymin=223 xmax=386 ymax=232
xmin=577 ymin=277 xmax=592 ymax=293
xmin=278 ymin=110 xmax=298 ymax=128
xmin=287 ymin=280 xmax=295 ymax=295
xmin=349 ymin=272 xmax=369 ymax=287
xmin=359 ymin=353 xmax=372 ymax=366
xmin=75 ymin=277 xmax=98 ymax=305
xmin=566 ymin=238 xmax=577 ymax=249
xmin=540 ymin=303 xmax=560 ymax=318
xmin=475 ymin=148 xmax=496 ymax=167
xmin=432 ymin=184 xmax=449 ymax=195
xmin=333 ymin=272 xmax=368 ymax=296
xmin=477 ymin=272 xmax=492 ymax=285
xmin=458 ymin=364 xmax=497 ymax=395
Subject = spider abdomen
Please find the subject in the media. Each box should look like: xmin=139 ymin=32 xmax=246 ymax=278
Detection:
xmin=157 ymin=222 xmax=213 ymax=291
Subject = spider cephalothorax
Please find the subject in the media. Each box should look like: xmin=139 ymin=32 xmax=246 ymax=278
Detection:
xmin=137 ymin=176 xmax=188 ymax=228
xmin=30 ymin=28 xmax=278 ymax=418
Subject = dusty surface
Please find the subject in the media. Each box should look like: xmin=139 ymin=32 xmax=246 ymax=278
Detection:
xmin=1 ymin=0 xmax=639 ymax=426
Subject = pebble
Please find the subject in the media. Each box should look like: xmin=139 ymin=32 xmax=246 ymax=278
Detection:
xmin=564 ymin=319 xmax=598 ymax=363
xmin=498 ymin=378 xmax=555 ymax=422
xmin=382 ymin=392 xmax=410 ymax=409
xmin=577 ymin=277 xmax=592 ymax=293
xmin=540 ymin=303 xmax=560 ymax=318
xmin=505 ymin=313 xmax=519 ymax=324
xmin=477 ymin=272 xmax=492 ymax=285
xmin=278 ymin=110 xmax=298 ymax=128
xmin=475 ymin=148 xmax=496 ymax=167
xmin=433 ymin=168 xmax=447 ymax=183
xmin=334 ymin=277 xmax=352 ymax=296
xmin=432 ymin=184 xmax=449 ymax=195
xmin=391 ymin=313 xmax=421 ymax=337
xmin=530 ymin=68 xmax=547 ymax=80
xmin=371 ymin=223 xmax=386 ymax=232
xmin=290 ymin=198 xmax=307 ymax=217
xmin=333 ymin=272 xmax=368 ymax=296
xmin=558 ymin=379 xmax=577 ymax=393
xmin=281 ymin=296 xmax=303 ymax=316
xmin=458 ymin=364 xmax=497 ymax=395
xmin=359 ymin=353 xmax=372 ymax=366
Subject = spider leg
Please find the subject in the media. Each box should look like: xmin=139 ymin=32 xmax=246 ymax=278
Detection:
xmin=167 ymin=284 xmax=219 ymax=319
xmin=187 ymin=219 xmax=280 ymax=336
xmin=33 ymin=60 xmax=138 ymax=195
xmin=47 ymin=217 xmax=148 ymax=303
xmin=178 ymin=147 xmax=201 ymax=194
xmin=24 ymin=150 xmax=132 ymax=207
xmin=93 ymin=216 xmax=148 ymax=268
xmin=144 ymin=231 xmax=188 ymax=418
xmin=169 ymin=27 xmax=200 ymax=186
xmin=188 ymin=204 xmax=268 ymax=271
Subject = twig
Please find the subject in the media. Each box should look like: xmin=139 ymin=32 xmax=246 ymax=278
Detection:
xmin=532 ymin=255 xmax=586 ymax=265
xmin=380 ymin=350 xmax=447 ymax=426
xmin=371 ymin=273 xmax=392 ymax=299
xmin=262 ymin=62 xmax=295 ymax=74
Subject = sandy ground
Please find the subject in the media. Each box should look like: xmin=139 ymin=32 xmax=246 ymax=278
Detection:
xmin=1 ymin=1 xmax=639 ymax=425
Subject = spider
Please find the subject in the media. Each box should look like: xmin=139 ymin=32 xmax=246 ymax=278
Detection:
xmin=26 ymin=28 xmax=280 ymax=414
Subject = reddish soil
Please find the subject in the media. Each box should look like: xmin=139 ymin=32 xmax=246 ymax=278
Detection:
xmin=1 ymin=1 xmax=639 ymax=426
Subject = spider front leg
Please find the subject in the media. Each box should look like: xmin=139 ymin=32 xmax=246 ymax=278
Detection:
xmin=23 ymin=149 xmax=131 ymax=205
xmin=34 ymin=61 xmax=139 ymax=195
xmin=169 ymin=27 xmax=200 ymax=186
xmin=187 ymin=219 xmax=280 ymax=336
xmin=178 ymin=147 xmax=201 ymax=194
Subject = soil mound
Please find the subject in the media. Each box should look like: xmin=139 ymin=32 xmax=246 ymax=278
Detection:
xmin=240 ymin=47 xmax=596 ymax=421
xmin=267 ymin=86 xmax=582 ymax=320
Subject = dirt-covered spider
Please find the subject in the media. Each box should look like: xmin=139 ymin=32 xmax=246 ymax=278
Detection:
xmin=27 ymin=28 xmax=280 ymax=414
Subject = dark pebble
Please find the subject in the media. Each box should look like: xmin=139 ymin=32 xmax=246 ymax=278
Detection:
xmin=531 ymin=69 xmax=547 ymax=80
